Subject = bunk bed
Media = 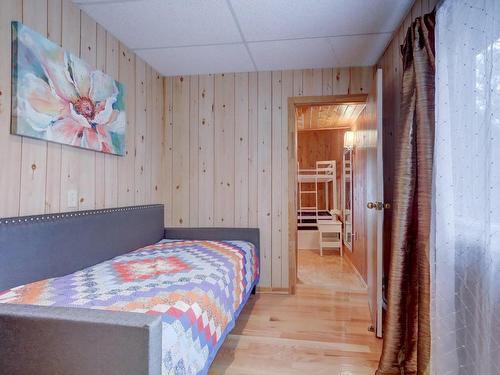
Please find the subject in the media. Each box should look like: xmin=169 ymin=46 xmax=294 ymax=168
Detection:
xmin=298 ymin=160 xmax=337 ymax=227
xmin=297 ymin=161 xmax=342 ymax=255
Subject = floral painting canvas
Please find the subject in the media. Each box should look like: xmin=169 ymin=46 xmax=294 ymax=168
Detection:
xmin=11 ymin=21 xmax=126 ymax=156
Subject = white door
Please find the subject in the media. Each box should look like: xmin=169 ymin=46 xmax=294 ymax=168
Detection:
xmin=366 ymin=68 xmax=384 ymax=338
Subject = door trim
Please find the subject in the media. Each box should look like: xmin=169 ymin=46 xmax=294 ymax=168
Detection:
xmin=287 ymin=94 xmax=368 ymax=294
xmin=375 ymin=68 xmax=384 ymax=338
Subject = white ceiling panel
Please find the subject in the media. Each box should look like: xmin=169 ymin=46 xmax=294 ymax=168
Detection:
xmin=230 ymin=0 xmax=413 ymax=42
xmin=136 ymin=44 xmax=255 ymax=76
xmin=73 ymin=0 xmax=413 ymax=76
xmin=329 ymin=33 xmax=393 ymax=67
xmin=78 ymin=0 xmax=242 ymax=49
xmin=249 ymin=38 xmax=336 ymax=71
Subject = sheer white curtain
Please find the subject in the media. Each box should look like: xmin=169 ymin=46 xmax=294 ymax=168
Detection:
xmin=433 ymin=0 xmax=500 ymax=374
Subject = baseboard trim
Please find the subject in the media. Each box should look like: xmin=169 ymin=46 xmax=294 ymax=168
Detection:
xmin=343 ymin=252 xmax=368 ymax=288
xmin=256 ymin=287 xmax=290 ymax=295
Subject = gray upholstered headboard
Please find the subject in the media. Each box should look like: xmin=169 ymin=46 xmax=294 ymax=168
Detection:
xmin=0 ymin=205 xmax=164 ymax=292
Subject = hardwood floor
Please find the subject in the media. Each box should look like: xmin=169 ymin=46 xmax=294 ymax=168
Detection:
xmin=210 ymin=249 xmax=382 ymax=374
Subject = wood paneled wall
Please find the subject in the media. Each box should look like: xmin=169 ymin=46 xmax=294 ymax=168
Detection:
xmin=377 ymin=0 xmax=437 ymax=291
xmin=0 ymin=0 xmax=165 ymax=219
xmin=164 ymin=67 xmax=373 ymax=289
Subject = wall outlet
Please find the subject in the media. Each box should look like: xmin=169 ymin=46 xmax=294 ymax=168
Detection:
xmin=67 ymin=190 xmax=78 ymax=209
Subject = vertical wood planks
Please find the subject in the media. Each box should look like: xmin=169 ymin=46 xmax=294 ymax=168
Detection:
xmin=134 ymin=58 xmax=147 ymax=204
xmin=312 ymin=69 xmax=323 ymax=94
xmin=0 ymin=0 xmax=22 ymax=218
xmin=60 ymin=0 xmax=81 ymax=212
xmin=349 ymin=67 xmax=373 ymax=94
xmin=19 ymin=0 xmax=48 ymax=216
xmin=197 ymin=74 xmax=214 ymax=226
xmin=281 ymin=70 xmax=293 ymax=288
xmin=291 ymin=64 xmax=302 ymax=267
xmin=189 ymin=75 xmax=199 ymax=226
xmin=45 ymin=0 xmax=63 ymax=214
xmin=271 ymin=71 xmax=283 ymax=287
xmin=144 ymin=65 xmax=153 ymax=206
xmin=287 ymin=74 xmax=298 ymax=292
xmin=322 ymin=68 xmax=333 ymax=95
xmin=76 ymin=12 xmax=97 ymax=211
xmin=302 ymin=69 xmax=312 ymax=95
xmin=95 ymin=24 xmax=106 ymax=209
xmin=164 ymin=76 xmax=173 ymax=225
xmin=234 ymin=72 xmax=249 ymax=227
xmin=331 ymin=67 xmax=350 ymax=95
xmin=257 ymin=71 xmax=272 ymax=287
xmin=104 ymin=33 xmax=119 ymax=208
xmin=172 ymin=76 xmax=190 ymax=226
xmin=248 ymin=72 xmax=259 ymax=227
xmin=151 ymin=70 xmax=164 ymax=206
xmin=214 ymin=73 xmax=235 ymax=226
xmin=303 ymin=68 xmax=322 ymax=96
xmin=293 ymin=70 xmax=303 ymax=96
xmin=118 ymin=44 xmax=135 ymax=207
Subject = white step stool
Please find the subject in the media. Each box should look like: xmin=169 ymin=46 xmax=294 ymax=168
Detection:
xmin=318 ymin=221 xmax=342 ymax=256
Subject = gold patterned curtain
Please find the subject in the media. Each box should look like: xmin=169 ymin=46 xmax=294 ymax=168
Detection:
xmin=376 ymin=11 xmax=435 ymax=375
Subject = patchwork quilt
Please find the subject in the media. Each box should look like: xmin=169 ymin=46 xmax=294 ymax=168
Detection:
xmin=0 ymin=239 xmax=259 ymax=375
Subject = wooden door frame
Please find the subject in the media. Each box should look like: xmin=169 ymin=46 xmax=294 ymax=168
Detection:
xmin=287 ymin=94 xmax=368 ymax=294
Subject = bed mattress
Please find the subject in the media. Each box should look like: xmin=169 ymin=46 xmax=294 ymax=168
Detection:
xmin=0 ymin=239 xmax=259 ymax=375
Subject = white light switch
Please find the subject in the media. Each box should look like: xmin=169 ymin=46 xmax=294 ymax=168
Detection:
xmin=68 ymin=190 xmax=78 ymax=208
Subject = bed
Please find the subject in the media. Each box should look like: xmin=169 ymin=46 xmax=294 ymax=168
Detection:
xmin=0 ymin=205 xmax=260 ymax=375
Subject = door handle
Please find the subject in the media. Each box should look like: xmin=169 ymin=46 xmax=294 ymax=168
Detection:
xmin=367 ymin=202 xmax=391 ymax=210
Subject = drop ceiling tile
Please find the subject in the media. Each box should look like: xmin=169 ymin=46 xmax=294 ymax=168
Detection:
xmin=230 ymin=0 xmax=413 ymax=41
xmin=248 ymin=38 xmax=337 ymax=71
xmin=79 ymin=0 xmax=242 ymax=49
xmin=329 ymin=33 xmax=392 ymax=67
xmin=136 ymin=44 xmax=255 ymax=76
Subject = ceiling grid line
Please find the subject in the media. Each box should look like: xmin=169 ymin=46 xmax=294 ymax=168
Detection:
xmin=225 ymin=0 xmax=258 ymax=72
xmin=131 ymin=32 xmax=394 ymax=52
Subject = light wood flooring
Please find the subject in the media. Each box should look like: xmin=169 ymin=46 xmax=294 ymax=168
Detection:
xmin=209 ymin=249 xmax=382 ymax=374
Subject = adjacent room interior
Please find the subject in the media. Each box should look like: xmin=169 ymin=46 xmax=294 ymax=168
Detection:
xmin=295 ymin=101 xmax=364 ymax=288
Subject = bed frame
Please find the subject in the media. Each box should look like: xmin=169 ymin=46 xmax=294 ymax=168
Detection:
xmin=0 ymin=205 xmax=259 ymax=375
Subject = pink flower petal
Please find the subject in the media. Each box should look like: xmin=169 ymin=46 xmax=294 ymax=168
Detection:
xmin=47 ymin=117 xmax=84 ymax=145
xmin=21 ymin=73 xmax=67 ymax=117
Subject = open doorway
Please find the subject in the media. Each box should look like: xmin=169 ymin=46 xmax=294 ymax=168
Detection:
xmin=295 ymin=100 xmax=365 ymax=289
xmin=287 ymin=69 xmax=385 ymax=338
